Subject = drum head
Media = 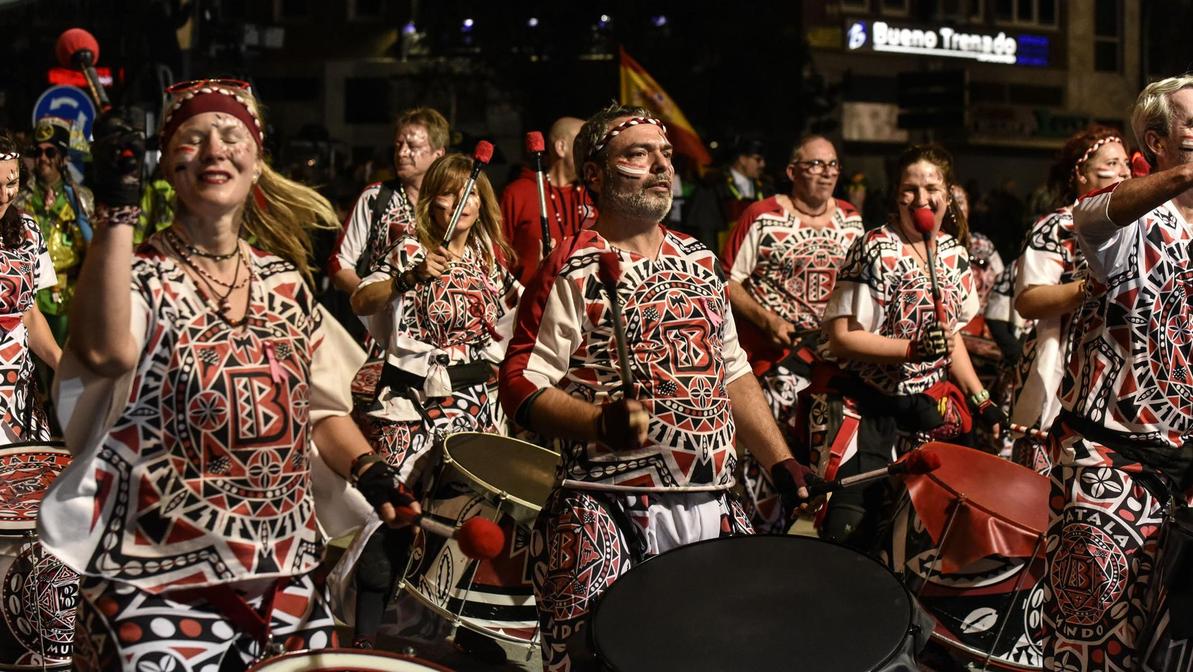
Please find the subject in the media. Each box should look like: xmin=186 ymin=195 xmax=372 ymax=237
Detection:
xmin=247 ymin=649 xmax=453 ymax=671
xmin=441 ymin=433 xmax=556 ymax=511
xmin=0 ymin=444 xmax=70 ymax=536
xmin=592 ymin=536 xmax=911 ymax=672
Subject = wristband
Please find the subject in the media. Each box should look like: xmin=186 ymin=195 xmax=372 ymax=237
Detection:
xmin=349 ymin=452 xmax=383 ymax=483
xmin=969 ymin=389 xmax=990 ymax=406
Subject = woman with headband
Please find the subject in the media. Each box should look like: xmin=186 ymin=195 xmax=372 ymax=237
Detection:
xmin=1010 ymin=125 xmax=1130 ymax=472
xmin=818 ymin=144 xmax=1005 ymax=548
xmin=339 ymin=153 xmax=520 ymax=650
xmin=0 ymin=132 xmax=61 ymax=442
xmin=36 ymin=82 xmax=414 ymax=671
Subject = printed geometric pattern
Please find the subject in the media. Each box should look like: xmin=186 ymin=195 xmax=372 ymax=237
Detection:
xmin=0 ymin=215 xmax=52 ymax=441
xmin=0 ymin=446 xmax=70 ymax=530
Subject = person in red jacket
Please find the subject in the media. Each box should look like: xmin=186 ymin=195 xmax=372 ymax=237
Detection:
xmin=500 ymin=116 xmax=596 ymax=284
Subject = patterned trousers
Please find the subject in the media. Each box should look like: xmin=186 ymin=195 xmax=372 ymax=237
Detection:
xmin=740 ymin=363 xmax=809 ymax=534
xmin=1043 ymin=465 xmax=1166 ymax=672
xmin=73 ymin=573 xmax=336 ymax=671
xmin=530 ymin=488 xmax=752 ymax=672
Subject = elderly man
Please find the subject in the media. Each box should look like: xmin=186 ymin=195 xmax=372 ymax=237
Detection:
xmin=500 ymin=104 xmax=812 ymax=671
xmin=1045 ymin=75 xmax=1193 ymax=671
xmin=501 ymin=116 xmax=596 ymax=284
xmin=328 ymin=107 xmax=449 ymax=293
xmin=720 ymin=134 xmax=863 ymax=532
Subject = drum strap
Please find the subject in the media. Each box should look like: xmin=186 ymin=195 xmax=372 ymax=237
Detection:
xmin=589 ymin=491 xmax=649 ymax=564
xmin=170 ymin=578 xmax=286 ymax=650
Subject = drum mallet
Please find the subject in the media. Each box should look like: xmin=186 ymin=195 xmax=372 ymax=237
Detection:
xmin=597 ymin=252 xmax=635 ymax=397
xmin=395 ymin=506 xmax=505 ymax=560
xmin=1010 ymin=422 xmax=1048 ymax=439
xmin=912 ymin=207 xmax=949 ymax=327
xmin=526 ymin=131 xmax=552 ymax=259
xmin=56 ymin=28 xmax=111 ymax=111
xmin=441 ymin=140 xmax=494 ymax=244
xmin=807 ymin=448 xmax=942 ymax=498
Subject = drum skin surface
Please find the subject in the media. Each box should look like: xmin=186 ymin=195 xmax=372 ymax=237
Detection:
xmin=246 ymin=648 xmax=454 ymax=671
xmin=442 ymin=433 xmax=556 ymax=510
xmin=592 ymin=535 xmax=911 ymax=672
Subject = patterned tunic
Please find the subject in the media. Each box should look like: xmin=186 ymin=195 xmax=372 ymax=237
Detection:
xmin=40 ymin=237 xmax=358 ymax=593
xmin=967 ymin=231 xmax=1005 ymax=317
xmin=722 ymin=197 xmax=864 ymax=335
xmin=0 ymin=214 xmax=56 ymax=442
xmin=500 ymin=226 xmax=751 ymax=492
xmin=823 ymin=225 xmax=979 ymax=397
xmin=1012 ymin=208 xmax=1085 ymax=431
xmin=328 ymin=182 xmax=416 ymax=278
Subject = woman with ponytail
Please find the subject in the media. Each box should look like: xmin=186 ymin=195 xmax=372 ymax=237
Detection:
xmin=36 ymin=81 xmax=415 ymax=671
xmin=0 ymin=131 xmax=61 ymax=442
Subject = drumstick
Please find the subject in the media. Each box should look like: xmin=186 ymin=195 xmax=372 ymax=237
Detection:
xmin=442 ymin=141 xmax=494 ymax=244
xmin=395 ymin=506 xmax=505 ymax=560
xmin=1010 ymin=422 xmax=1048 ymax=439
xmin=597 ymin=252 xmax=634 ymax=398
xmin=526 ymin=131 xmax=552 ymax=259
xmin=912 ymin=207 xmax=948 ymax=327
xmin=807 ymin=448 xmax=941 ymax=498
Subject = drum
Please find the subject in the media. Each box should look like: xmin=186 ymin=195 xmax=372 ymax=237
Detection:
xmin=592 ymin=535 xmax=915 ymax=672
xmin=247 ymin=649 xmax=453 ymax=671
xmin=1139 ymin=506 xmax=1193 ymax=672
xmin=0 ymin=442 xmax=76 ymax=670
xmin=890 ymin=442 xmax=1048 ymax=670
xmin=402 ymin=432 xmax=556 ymax=648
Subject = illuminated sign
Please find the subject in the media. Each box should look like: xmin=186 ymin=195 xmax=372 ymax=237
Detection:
xmin=48 ymin=66 xmax=114 ymax=87
xmin=845 ymin=21 xmax=1049 ymax=67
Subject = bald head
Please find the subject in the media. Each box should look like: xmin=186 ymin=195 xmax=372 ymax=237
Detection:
xmin=548 ymin=116 xmax=584 ymax=182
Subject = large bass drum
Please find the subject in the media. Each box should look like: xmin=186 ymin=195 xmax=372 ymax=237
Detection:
xmin=0 ymin=442 xmax=76 ymax=670
xmin=247 ymin=649 xmax=453 ymax=671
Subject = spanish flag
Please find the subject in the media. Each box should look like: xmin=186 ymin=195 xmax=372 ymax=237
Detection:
xmin=619 ymin=47 xmax=712 ymax=169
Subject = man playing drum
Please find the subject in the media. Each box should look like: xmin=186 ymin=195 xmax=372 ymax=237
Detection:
xmin=499 ymin=103 xmax=813 ymax=672
xmin=1045 ymin=75 xmax=1193 ymax=672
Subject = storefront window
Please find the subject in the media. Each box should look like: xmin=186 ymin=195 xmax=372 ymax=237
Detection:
xmin=1094 ymin=0 xmax=1122 ymax=72
xmin=995 ymin=0 xmax=1058 ymax=28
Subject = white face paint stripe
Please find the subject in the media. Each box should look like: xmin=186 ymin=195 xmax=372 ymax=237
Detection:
xmin=1095 ymin=170 xmax=1118 ymax=178
xmin=614 ymin=163 xmax=649 ymax=178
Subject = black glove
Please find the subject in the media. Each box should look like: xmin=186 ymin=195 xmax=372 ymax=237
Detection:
xmin=597 ymin=398 xmax=648 ymax=451
xmin=907 ymin=325 xmax=950 ymax=361
xmin=353 ymin=461 xmax=416 ymax=512
xmin=975 ymin=399 xmax=1009 ymax=432
xmin=89 ymin=107 xmax=146 ymax=207
xmin=771 ymin=458 xmax=823 ymax=511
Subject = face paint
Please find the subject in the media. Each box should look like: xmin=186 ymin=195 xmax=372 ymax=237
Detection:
xmin=1095 ymin=169 xmax=1117 ymax=178
xmin=614 ymin=161 xmax=649 ymax=178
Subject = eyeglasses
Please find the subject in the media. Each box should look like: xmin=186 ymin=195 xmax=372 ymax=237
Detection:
xmin=794 ymin=159 xmax=841 ymax=175
xmin=27 ymin=147 xmax=59 ymax=160
xmin=165 ymin=78 xmax=253 ymax=96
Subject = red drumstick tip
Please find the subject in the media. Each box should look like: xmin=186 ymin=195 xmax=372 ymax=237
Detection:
xmin=912 ymin=207 xmax=936 ymax=236
xmin=597 ymin=251 xmax=622 ymax=287
xmin=457 ymin=517 xmax=505 ymax=560
xmin=525 ymin=131 xmax=546 ymax=154
xmin=473 ymin=140 xmax=494 ymax=165
xmin=56 ymin=28 xmax=101 ymax=67
xmin=902 ymin=448 xmax=942 ymax=475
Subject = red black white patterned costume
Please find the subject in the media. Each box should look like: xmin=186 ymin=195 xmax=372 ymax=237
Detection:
xmin=500 ymin=226 xmax=753 ymax=671
xmin=39 ymin=231 xmax=359 ymax=670
xmin=720 ymin=196 xmax=863 ymax=532
xmin=328 ymin=183 xmax=416 ymax=281
xmin=1043 ymin=186 xmax=1193 ymax=672
xmin=0 ymin=213 xmax=56 ymax=442
xmin=966 ymin=231 xmax=1005 ymax=322
xmin=1011 ymin=207 xmax=1086 ymax=471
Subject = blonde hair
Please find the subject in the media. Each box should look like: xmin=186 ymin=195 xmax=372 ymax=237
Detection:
xmin=1131 ymin=74 xmax=1193 ymax=165
xmin=162 ymin=88 xmax=337 ymax=283
xmin=415 ymin=153 xmax=514 ymax=274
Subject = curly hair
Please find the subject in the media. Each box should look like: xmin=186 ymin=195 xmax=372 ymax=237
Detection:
xmin=1048 ymin=124 xmax=1124 ymax=206
xmin=0 ymin=132 xmax=27 ymax=250
xmin=888 ymin=144 xmax=969 ymax=248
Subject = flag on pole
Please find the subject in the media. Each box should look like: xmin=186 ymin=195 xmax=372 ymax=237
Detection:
xmin=619 ymin=47 xmax=712 ymax=169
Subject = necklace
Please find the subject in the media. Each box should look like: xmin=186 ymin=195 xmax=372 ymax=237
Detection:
xmin=167 ymin=226 xmax=240 ymax=261
xmin=166 ymin=229 xmax=248 ymax=291
xmin=791 ymin=198 xmax=831 ymax=219
xmin=165 ymin=232 xmax=251 ymax=320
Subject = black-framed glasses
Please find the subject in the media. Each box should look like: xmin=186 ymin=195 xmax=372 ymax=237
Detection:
xmin=794 ymin=159 xmax=841 ymax=175
xmin=27 ymin=146 xmax=59 ymax=160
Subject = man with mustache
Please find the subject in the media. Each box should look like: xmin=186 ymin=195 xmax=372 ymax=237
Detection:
xmin=500 ymin=104 xmax=812 ymax=671
xmin=1044 ymin=74 xmax=1193 ymax=672
xmin=721 ymin=134 xmax=864 ymax=533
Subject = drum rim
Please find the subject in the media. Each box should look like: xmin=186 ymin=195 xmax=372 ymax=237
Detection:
xmin=247 ymin=648 xmax=455 ymax=671
xmin=0 ymin=441 xmax=67 ymax=453
xmin=399 ymin=578 xmax=541 ymax=649
xmin=0 ymin=442 xmax=71 ymax=537
xmin=442 ymin=432 xmax=557 ymax=513
xmin=928 ymin=631 xmax=1041 ymax=671
xmin=590 ymin=534 xmax=915 ymax=672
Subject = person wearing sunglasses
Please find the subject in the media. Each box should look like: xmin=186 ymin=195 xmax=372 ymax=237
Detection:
xmin=720 ymin=135 xmax=864 ymax=533
xmin=15 ymin=116 xmax=93 ymax=350
xmin=37 ymin=80 xmax=413 ymax=671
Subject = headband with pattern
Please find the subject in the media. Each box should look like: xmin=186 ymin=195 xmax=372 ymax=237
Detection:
xmin=0 ymin=152 xmax=18 ymax=161
xmin=1074 ymin=136 xmax=1123 ymax=176
xmin=589 ymin=116 xmax=668 ymax=159
xmin=159 ymin=86 xmax=264 ymax=150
